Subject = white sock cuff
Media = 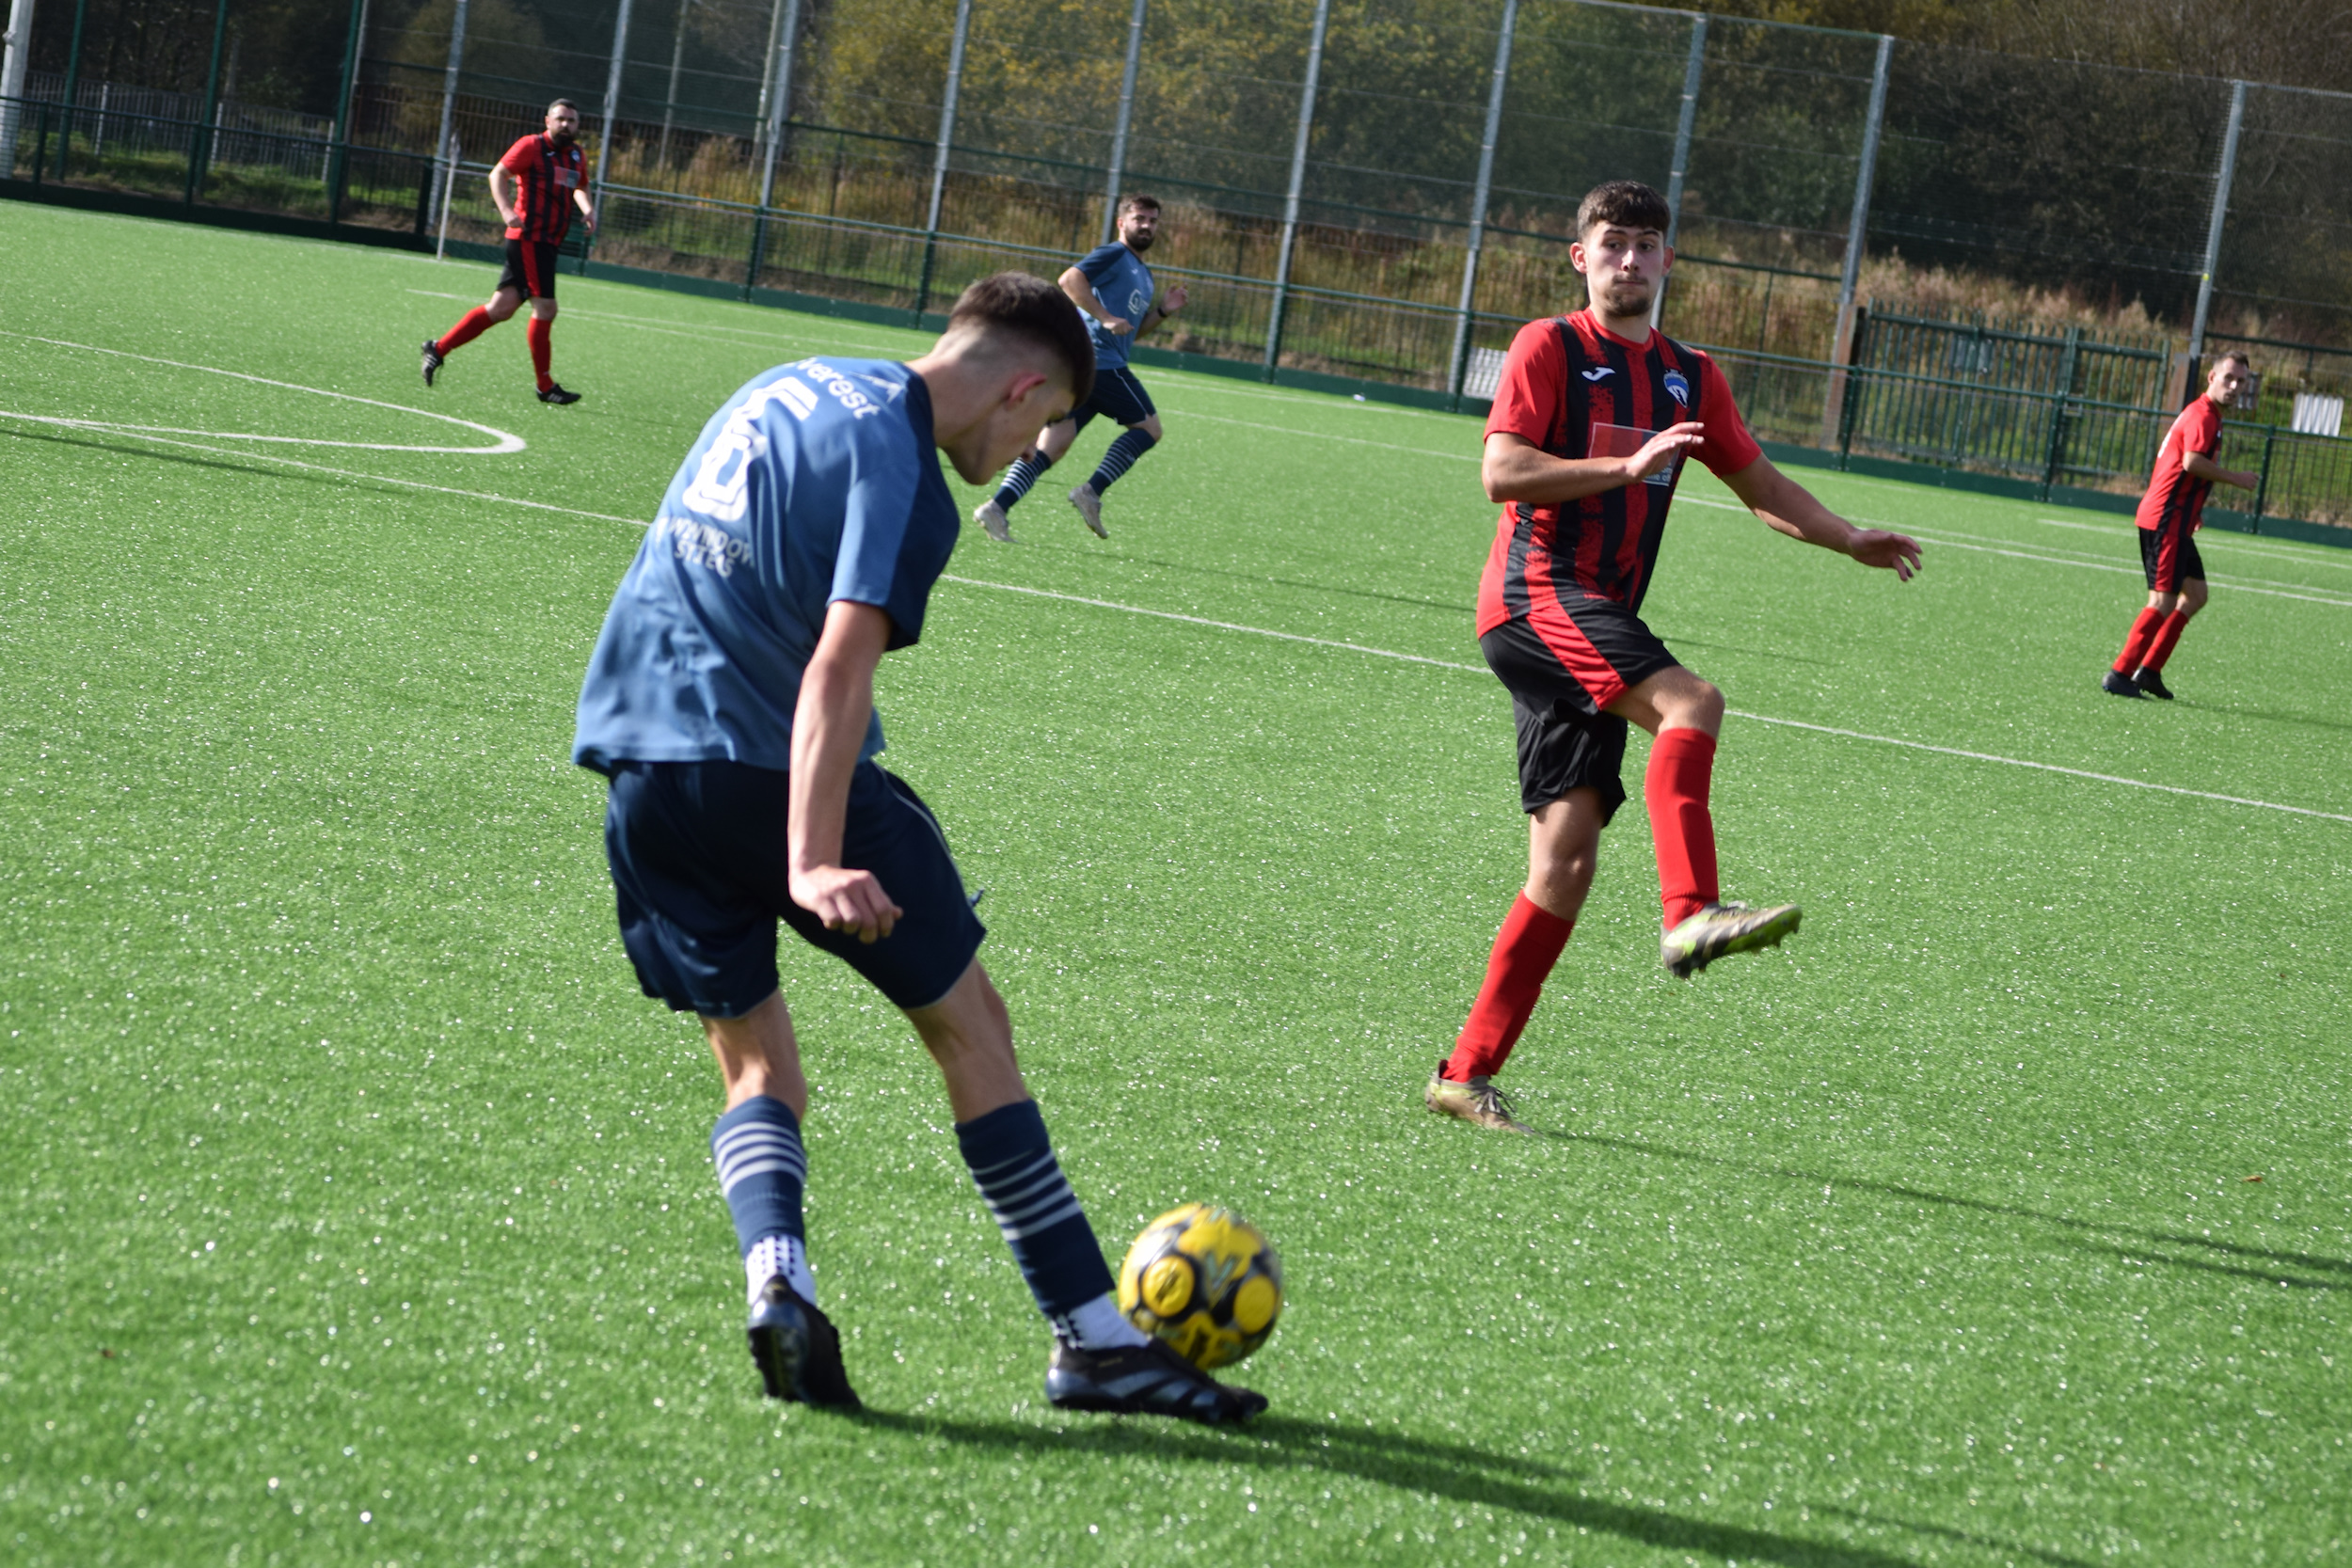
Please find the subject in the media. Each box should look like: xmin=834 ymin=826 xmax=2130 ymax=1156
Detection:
xmin=1049 ymin=1291 xmax=1150 ymax=1351
xmin=745 ymin=1233 xmax=816 ymax=1307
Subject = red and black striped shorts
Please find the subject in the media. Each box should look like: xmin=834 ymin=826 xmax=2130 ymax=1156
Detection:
xmin=1479 ymin=601 xmax=1681 ymax=822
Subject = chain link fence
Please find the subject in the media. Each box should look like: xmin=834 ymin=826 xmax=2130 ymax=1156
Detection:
xmin=4 ymin=0 xmax=2346 ymax=527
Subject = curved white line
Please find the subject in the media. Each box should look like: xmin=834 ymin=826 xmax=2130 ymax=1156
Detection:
xmin=0 ymin=330 xmax=526 ymax=454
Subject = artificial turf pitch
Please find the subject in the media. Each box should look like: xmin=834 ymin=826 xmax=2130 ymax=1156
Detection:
xmin=2 ymin=201 xmax=2347 ymax=1566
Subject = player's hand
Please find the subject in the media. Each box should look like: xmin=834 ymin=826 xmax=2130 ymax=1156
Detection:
xmin=1849 ymin=527 xmax=1922 ymax=581
xmin=1100 ymin=315 xmax=1133 ymax=335
xmin=1626 ymin=421 xmax=1706 ymax=482
xmin=2232 ymin=467 xmax=2259 ymax=489
xmin=1163 ymin=285 xmax=1188 ymax=315
xmin=789 ymin=864 xmax=903 ymax=943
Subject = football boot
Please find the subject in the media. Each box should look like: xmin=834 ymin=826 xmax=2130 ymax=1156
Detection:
xmin=1661 ymin=900 xmax=1801 ymax=979
xmin=1045 ymin=1338 xmax=1266 ymax=1425
xmin=746 ymin=1276 xmax=861 ymax=1409
xmin=2132 ymin=667 xmax=2175 ymax=701
xmin=1067 ymin=483 xmax=1107 ymax=538
xmin=420 ymin=340 xmax=445 ymax=388
xmin=974 ymin=498 xmax=1014 ymax=543
xmin=1423 ymin=1067 xmax=1533 ymax=1133
xmin=537 ymin=384 xmax=582 ymax=404
xmin=2100 ymin=669 xmax=2144 ymax=698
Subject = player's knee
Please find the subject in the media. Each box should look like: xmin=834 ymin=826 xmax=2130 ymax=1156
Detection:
xmin=1675 ymin=679 xmax=1725 ymax=731
xmin=1138 ymin=416 xmax=1164 ymax=443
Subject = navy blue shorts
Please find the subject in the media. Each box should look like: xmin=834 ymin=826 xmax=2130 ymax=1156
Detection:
xmin=1071 ymin=365 xmax=1156 ymax=434
xmin=601 ymin=759 xmax=984 ymax=1018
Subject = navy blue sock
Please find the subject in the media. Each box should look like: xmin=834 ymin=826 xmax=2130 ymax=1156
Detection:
xmin=1087 ymin=427 xmax=1157 ymax=494
xmin=993 ymin=447 xmax=1053 ymax=511
xmin=955 ymin=1099 xmax=1115 ymax=1318
xmin=710 ymin=1096 xmax=805 ymax=1255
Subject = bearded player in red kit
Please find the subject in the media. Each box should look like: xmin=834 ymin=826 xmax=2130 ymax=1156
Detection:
xmin=421 ymin=99 xmax=597 ymax=404
xmin=1425 ymin=180 xmax=1923 ymax=1134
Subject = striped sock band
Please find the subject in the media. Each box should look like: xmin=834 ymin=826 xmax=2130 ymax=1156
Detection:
xmin=710 ymin=1096 xmax=806 ymax=1257
xmin=993 ymin=447 xmax=1052 ymax=512
xmin=1088 ymin=427 xmax=1157 ymax=495
xmin=955 ymin=1099 xmax=1116 ymax=1319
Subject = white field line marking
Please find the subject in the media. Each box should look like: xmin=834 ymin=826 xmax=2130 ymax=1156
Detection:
xmin=1170 ymin=408 xmax=1479 ymax=463
xmin=0 ymin=331 xmax=526 ymax=454
xmin=1917 ymin=519 xmax=2352 ymax=597
xmin=939 ymin=574 xmax=2352 ymax=826
xmin=1677 ymin=497 xmax=2352 ymax=607
xmin=45 ymin=426 xmax=646 ymax=525
xmin=405 ymin=289 xmax=915 ymax=356
xmin=2033 ymin=515 xmax=2352 ymax=572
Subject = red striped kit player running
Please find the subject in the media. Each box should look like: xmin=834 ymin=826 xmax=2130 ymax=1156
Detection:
xmin=421 ymin=98 xmax=599 ymax=404
xmin=2101 ymin=353 xmax=2258 ymax=700
xmin=1426 ymin=180 xmax=1923 ymax=1134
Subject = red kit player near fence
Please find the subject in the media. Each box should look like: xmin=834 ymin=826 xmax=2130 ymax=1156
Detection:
xmin=1425 ymin=180 xmax=1923 ymax=1134
xmin=2100 ymin=353 xmax=2258 ymax=700
xmin=421 ymin=99 xmax=597 ymax=404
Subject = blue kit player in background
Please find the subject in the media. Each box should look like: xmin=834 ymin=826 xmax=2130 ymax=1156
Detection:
xmin=572 ymin=274 xmax=1266 ymax=1424
xmin=974 ymin=195 xmax=1187 ymax=542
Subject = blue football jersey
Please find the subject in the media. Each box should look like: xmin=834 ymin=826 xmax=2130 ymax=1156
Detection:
xmin=1076 ymin=242 xmax=1155 ymax=370
xmin=572 ymin=358 xmax=960 ymax=774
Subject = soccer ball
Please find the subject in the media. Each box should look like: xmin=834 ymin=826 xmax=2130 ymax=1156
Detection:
xmin=1116 ymin=1203 xmax=1282 ymax=1370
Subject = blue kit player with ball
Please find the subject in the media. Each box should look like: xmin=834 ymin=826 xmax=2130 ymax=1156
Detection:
xmin=572 ymin=274 xmax=1264 ymax=1424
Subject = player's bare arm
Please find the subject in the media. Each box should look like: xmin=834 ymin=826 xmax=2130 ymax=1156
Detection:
xmin=2183 ymin=450 xmax=2257 ymax=489
xmin=572 ymin=185 xmax=596 ymax=233
xmin=487 ymin=163 xmax=520 ymax=230
xmin=788 ymin=600 xmax=902 ymax=943
xmin=1720 ymin=455 xmax=1922 ymax=581
xmin=1057 ymin=267 xmax=1131 ymax=335
xmin=1482 ymin=425 xmax=1704 ymax=505
xmin=1137 ymin=284 xmax=1188 ymax=337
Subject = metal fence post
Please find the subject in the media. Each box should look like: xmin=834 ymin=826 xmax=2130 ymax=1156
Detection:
xmin=1649 ymin=12 xmax=1706 ymax=329
xmin=1819 ymin=33 xmax=1891 ymax=447
xmin=61 ymin=0 xmax=89 ymax=166
xmin=1444 ymin=0 xmax=1518 ymax=409
xmin=1263 ymin=0 xmax=1333 ymax=382
xmin=753 ymin=0 xmax=787 ymax=156
xmin=437 ymin=134 xmax=460 ymax=259
xmin=326 ymin=0 xmax=367 ymax=224
xmin=659 ymin=0 xmax=691 ymax=168
xmin=590 ymin=0 xmax=638 ymax=265
xmin=185 ymin=0 xmax=230 ymax=206
xmin=746 ymin=0 xmax=802 ymax=295
xmin=914 ymin=0 xmax=974 ymax=321
xmin=0 ymin=0 xmax=35 ymax=167
xmin=433 ymin=0 xmax=468 ymax=226
xmin=2251 ymin=421 xmax=2275 ymax=527
xmin=2038 ymin=324 xmax=2080 ymax=500
xmin=1100 ymin=0 xmax=1148 ymax=245
xmin=2186 ymin=79 xmax=2246 ymax=372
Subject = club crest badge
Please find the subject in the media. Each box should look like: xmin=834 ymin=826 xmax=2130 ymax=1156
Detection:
xmin=1663 ymin=368 xmax=1692 ymax=407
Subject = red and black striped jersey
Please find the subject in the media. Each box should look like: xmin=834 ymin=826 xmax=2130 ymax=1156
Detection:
xmin=2135 ymin=396 xmax=2222 ymax=536
xmin=1477 ymin=310 xmax=1761 ymax=633
xmin=499 ymin=134 xmax=589 ymax=244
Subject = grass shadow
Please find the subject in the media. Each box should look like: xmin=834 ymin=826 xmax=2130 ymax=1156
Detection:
xmin=2169 ymin=700 xmax=2352 ymax=736
xmin=1537 ymin=1129 xmax=2352 ymax=1291
xmin=851 ymin=1407 xmax=1978 ymax=1568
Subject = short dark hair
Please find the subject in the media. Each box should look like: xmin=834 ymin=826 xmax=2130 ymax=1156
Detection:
xmin=1576 ymin=180 xmax=1671 ymax=239
xmin=947 ymin=272 xmax=1095 ymax=407
xmin=2214 ymin=349 xmax=2251 ymax=372
xmin=548 ymin=98 xmax=580 ymax=115
xmin=1119 ymin=193 xmax=1161 ymax=216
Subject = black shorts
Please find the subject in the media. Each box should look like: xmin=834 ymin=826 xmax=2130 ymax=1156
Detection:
xmin=2139 ymin=525 xmax=2204 ymax=593
xmin=499 ymin=239 xmax=562 ymax=301
xmin=1071 ymin=365 xmax=1156 ymax=434
xmin=601 ymin=759 xmax=985 ymax=1018
xmin=1480 ymin=605 xmax=1682 ymax=822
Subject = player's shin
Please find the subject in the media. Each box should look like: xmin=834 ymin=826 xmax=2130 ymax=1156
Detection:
xmin=956 ymin=1099 xmax=1147 ymax=1350
xmin=2113 ymin=607 xmax=2166 ymax=674
xmin=711 ymin=1097 xmax=814 ymax=1303
xmin=527 ymin=316 xmax=554 ymax=392
xmin=1645 ymin=728 xmax=1721 ymax=929
xmin=993 ymin=447 xmax=1053 ymax=512
xmin=2142 ymin=610 xmax=2191 ymax=672
xmin=1444 ymin=894 xmax=1574 ymax=1082
xmin=1088 ymin=427 xmax=1157 ymax=494
xmin=437 ymin=307 xmax=496 ymax=355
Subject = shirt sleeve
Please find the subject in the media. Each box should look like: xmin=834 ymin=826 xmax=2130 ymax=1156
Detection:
xmin=1077 ymin=245 xmax=1127 ymax=288
xmin=826 ymin=422 xmax=927 ymax=639
xmin=499 ymin=136 xmax=538 ymax=174
xmin=1483 ymin=319 xmax=1565 ymax=450
xmin=1691 ymin=354 xmax=1764 ymax=478
xmin=2182 ymin=400 xmax=2221 ymax=456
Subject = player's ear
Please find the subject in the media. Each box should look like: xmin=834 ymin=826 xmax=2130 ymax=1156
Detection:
xmin=1004 ymin=367 xmax=1053 ymax=409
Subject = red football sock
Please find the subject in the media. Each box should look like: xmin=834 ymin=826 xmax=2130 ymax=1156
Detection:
xmin=1443 ymin=894 xmax=1574 ymax=1082
xmin=1646 ymin=727 xmax=1721 ymax=930
xmin=527 ymin=317 xmax=554 ymax=392
xmin=2142 ymin=610 xmax=2190 ymax=672
xmin=2112 ymin=607 xmax=2164 ymax=674
xmin=436 ymin=307 xmax=495 ymax=356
